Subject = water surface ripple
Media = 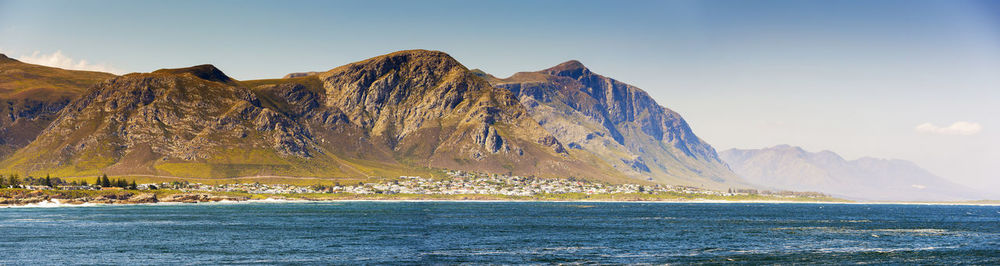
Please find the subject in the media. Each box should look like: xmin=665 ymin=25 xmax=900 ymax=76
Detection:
xmin=1 ymin=202 xmax=998 ymax=264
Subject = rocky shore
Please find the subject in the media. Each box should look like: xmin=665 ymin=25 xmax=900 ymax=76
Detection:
xmin=0 ymin=190 xmax=249 ymax=206
xmin=0 ymin=186 xmax=851 ymax=207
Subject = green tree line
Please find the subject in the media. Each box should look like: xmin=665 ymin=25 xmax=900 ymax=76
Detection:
xmin=0 ymin=173 xmax=137 ymax=190
xmin=94 ymin=174 xmax=137 ymax=190
xmin=0 ymin=174 xmax=63 ymax=188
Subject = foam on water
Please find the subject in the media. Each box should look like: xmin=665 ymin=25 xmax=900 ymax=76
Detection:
xmin=2 ymin=199 xmax=99 ymax=208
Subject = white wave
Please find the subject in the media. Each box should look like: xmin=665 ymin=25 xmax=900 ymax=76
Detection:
xmin=1 ymin=199 xmax=98 ymax=208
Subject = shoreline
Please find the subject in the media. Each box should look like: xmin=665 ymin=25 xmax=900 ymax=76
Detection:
xmin=4 ymin=197 xmax=998 ymax=208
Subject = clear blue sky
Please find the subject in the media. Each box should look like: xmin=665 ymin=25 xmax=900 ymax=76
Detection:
xmin=1 ymin=0 xmax=998 ymax=190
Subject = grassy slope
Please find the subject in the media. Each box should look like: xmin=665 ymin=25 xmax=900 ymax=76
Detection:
xmin=0 ymin=55 xmax=115 ymax=99
xmin=0 ymin=56 xmax=116 ymax=160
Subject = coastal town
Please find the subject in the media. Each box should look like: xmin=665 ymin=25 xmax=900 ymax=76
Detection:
xmin=167 ymin=171 xmax=700 ymax=196
xmin=15 ymin=170 xmax=826 ymax=197
xmin=0 ymin=170 xmax=832 ymax=205
xmin=148 ymin=170 xmax=828 ymax=198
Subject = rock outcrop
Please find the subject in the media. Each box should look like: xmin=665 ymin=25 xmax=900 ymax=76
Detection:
xmin=160 ymin=193 xmax=247 ymax=203
xmin=123 ymin=193 xmax=158 ymax=203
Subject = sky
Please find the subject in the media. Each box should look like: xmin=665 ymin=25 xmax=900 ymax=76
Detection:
xmin=1 ymin=0 xmax=998 ymax=191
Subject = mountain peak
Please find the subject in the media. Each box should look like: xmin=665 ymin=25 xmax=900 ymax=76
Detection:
xmin=385 ymin=49 xmax=450 ymax=57
xmin=325 ymin=49 xmax=464 ymax=76
xmin=551 ymin=60 xmax=587 ymax=70
xmin=771 ymin=144 xmax=794 ymax=149
xmin=0 ymin=53 xmax=16 ymax=63
xmin=769 ymin=144 xmax=808 ymax=153
xmin=542 ymin=60 xmax=591 ymax=78
xmin=152 ymin=64 xmax=233 ymax=83
xmin=377 ymin=49 xmax=457 ymax=63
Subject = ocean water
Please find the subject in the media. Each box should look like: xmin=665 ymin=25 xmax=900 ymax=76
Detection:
xmin=1 ymin=202 xmax=998 ymax=264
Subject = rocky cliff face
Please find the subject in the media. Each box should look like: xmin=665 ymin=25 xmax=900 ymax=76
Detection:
xmin=0 ymin=54 xmax=116 ymax=159
xmin=721 ymin=145 xmax=990 ymax=201
xmin=485 ymin=61 xmax=740 ymax=188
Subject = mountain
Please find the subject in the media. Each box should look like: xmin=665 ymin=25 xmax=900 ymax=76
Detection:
xmin=721 ymin=145 xmax=990 ymax=201
xmin=0 ymin=54 xmax=116 ymax=159
xmin=0 ymin=63 xmax=336 ymax=178
xmin=479 ymin=61 xmax=741 ymax=188
xmin=1 ymin=50 xmax=632 ymax=183
xmin=261 ymin=50 xmax=627 ymax=181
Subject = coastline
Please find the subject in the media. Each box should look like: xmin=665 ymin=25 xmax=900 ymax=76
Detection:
xmin=4 ymin=195 xmax=998 ymax=208
xmin=3 ymin=187 xmax=997 ymax=208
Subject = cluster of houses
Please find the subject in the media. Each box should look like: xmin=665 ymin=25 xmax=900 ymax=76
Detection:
xmin=141 ymin=182 xmax=318 ymax=194
xmin=9 ymin=171 xmax=826 ymax=198
xmin=341 ymin=171 xmax=675 ymax=196
xmin=140 ymin=171 xmax=801 ymax=197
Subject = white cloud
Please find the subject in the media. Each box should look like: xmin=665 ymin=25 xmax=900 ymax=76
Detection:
xmin=915 ymin=121 xmax=982 ymax=136
xmin=16 ymin=50 xmax=123 ymax=74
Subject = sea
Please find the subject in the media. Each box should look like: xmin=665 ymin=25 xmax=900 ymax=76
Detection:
xmin=1 ymin=201 xmax=998 ymax=264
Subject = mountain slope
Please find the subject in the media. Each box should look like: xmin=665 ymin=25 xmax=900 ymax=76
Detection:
xmin=721 ymin=145 xmax=990 ymax=201
xmin=482 ymin=61 xmax=741 ymax=188
xmin=265 ymin=50 xmax=630 ymax=182
xmin=0 ymin=64 xmax=348 ymax=178
xmin=0 ymin=54 xmax=116 ymax=159
xmin=1 ymin=50 xmax=630 ymax=183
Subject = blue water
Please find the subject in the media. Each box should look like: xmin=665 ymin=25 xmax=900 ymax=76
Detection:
xmin=1 ymin=202 xmax=998 ymax=264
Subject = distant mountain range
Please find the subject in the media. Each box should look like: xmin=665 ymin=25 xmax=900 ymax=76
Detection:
xmin=721 ymin=145 xmax=991 ymax=201
xmin=0 ymin=50 xmax=740 ymax=188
